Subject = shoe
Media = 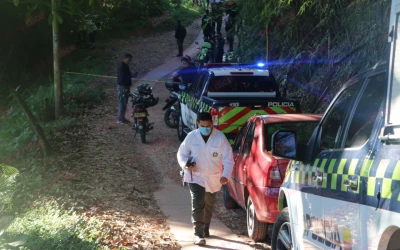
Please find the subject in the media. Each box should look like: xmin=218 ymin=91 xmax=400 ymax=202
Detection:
xmin=122 ymin=118 xmax=131 ymax=123
xmin=117 ymin=120 xmax=128 ymax=125
xmin=194 ymin=235 xmax=206 ymax=245
xmin=176 ymin=54 xmax=183 ymax=57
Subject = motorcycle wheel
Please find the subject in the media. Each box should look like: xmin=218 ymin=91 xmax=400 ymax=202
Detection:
xmin=140 ymin=130 xmax=146 ymax=143
xmin=164 ymin=108 xmax=178 ymax=128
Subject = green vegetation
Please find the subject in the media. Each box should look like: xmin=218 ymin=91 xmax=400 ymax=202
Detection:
xmin=235 ymin=0 xmax=389 ymax=112
xmin=1 ymin=201 xmax=104 ymax=250
xmin=0 ymin=1 xmax=201 ymax=248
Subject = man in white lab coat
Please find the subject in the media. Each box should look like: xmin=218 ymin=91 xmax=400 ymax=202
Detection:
xmin=177 ymin=112 xmax=234 ymax=245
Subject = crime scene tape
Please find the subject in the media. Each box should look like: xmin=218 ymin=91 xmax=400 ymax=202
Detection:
xmin=62 ymin=71 xmax=181 ymax=84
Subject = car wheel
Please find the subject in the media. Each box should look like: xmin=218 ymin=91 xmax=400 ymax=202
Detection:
xmin=247 ymin=196 xmax=268 ymax=242
xmin=271 ymin=207 xmax=292 ymax=250
xmin=223 ymin=185 xmax=239 ymax=209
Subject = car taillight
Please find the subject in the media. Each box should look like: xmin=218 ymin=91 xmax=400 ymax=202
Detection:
xmin=268 ymin=166 xmax=282 ymax=187
xmin=210 ymin=108 xmax=219 ymax=127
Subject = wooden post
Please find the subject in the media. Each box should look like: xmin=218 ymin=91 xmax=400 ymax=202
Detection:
xmin=9 ymin=88 xmax=51 ymax=156
xmin=52 ymin=0 xmax=62 ymax=119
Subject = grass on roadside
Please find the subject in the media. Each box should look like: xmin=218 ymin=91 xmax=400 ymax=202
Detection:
xmin=1 ymin=201 xmax=105 ymax=250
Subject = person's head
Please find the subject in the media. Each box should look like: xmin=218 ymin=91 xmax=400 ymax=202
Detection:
xmin=123 ymin=53 xmax=132 ymax=64
xmin=197 ymin=112 xmax=213 ymax=136
xmin=205 ymin=9 xmax=209 ymax=15
xmin=181 ymin=57 xmax=190 ymax=67
xmin=177 ymin=20 xmax=181 ymax=25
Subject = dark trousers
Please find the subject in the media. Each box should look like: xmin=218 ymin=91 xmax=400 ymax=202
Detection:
xmin=227 ymin=36 xmax=234 ymax=51
xmin=177 ymin=38 xmax=184 ymax=56
xmin=189 ymin=183 xmax=217 ymax=237
xmin=216 ymin=17 xmax=222 ymax=34
xmin=117 ymin=85 xmax=130 ymax=121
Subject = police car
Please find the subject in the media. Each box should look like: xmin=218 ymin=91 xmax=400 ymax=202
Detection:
xmin=177 ymin=63 xmax=302 ymax=143
xmin=269 ymin=1 xmax=400 ymax=248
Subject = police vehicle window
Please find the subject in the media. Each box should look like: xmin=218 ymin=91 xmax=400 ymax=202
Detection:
xmin=194 ymin=72 xmax=208 ymax=95
xmin=243 ymin=123 xmax=256 ymax=155
xmin=264 ymin=121 xmax=319 ymax=151
xmin=344 ymin=73 xmax=385 ymax=148
xmin=319 ymin=82 xmax=362 ymax=150
xmin=233 ymin=122 xmax=249 ymax=152
xmin=207 ymin=76 xmax=277 ymax=93
xmin=189 ymin=72 xmax=202 ymax=92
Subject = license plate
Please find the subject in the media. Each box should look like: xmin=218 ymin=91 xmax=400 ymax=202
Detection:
xmin=134 ymin=112 xmax=147 ymax=117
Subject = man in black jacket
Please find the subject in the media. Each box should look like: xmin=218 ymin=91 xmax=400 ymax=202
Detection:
xmin=175 ymin=20 xmax=187 ymax=57
xmin=117 ymin=53 xmax=137 ymax=124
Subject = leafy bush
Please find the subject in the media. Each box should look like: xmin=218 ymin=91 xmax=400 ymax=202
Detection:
xmin=0 ymin=164 xmax=19 ymax=214
xmin=1 ymin=201 xmax=105 ymax=249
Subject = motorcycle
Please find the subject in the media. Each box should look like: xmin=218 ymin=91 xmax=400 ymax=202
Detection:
xmin=195 ymin=41 xmax=213 ymax=69
xmin=130 ymin=83 xmax=159 ymax=143
xmin=162 ymin=78 xmax=181 ymax=128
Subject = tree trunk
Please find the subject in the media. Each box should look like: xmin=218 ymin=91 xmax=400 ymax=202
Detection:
xmin=9 ymin=88 xmax=51 ymax=156
xmin=52 ymin=0 xmax=62 ymax=119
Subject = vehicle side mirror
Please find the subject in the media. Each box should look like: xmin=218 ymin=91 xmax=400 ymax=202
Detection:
xmin=271 ymin=131 xmax=297 ymax=159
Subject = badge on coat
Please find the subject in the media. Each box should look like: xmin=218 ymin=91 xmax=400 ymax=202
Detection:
xmin=213 ymin=152 xmax=218 ymax=158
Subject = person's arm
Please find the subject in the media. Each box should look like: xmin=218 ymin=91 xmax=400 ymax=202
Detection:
xmin=175 ymin=26 xmax=179 ymax=39
xmin=177 ymin=136 xmax=191 ymax=170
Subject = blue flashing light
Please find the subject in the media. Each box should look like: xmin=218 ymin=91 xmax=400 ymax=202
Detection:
xmin=257 ymin=62 xmax=265 ymax=67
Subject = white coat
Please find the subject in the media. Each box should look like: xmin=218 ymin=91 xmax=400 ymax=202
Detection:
xmin=177 ymin=128 xmax=234 ymax=193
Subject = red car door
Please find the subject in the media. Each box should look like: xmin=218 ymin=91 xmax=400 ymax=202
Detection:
xmin=234 ymin=122 xmax=256 ymax=207
xmin=228 ymin=121 xmax=250 ymax=202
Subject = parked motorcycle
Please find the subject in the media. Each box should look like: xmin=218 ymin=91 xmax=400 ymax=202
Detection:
xmin=130 ymin=83 xmax=159 ymax=143
xmin=162 ymin=78 xmax=181 ymax=128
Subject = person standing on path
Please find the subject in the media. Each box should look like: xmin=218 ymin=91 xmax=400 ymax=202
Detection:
xmin=175 ymin=20 xmax=187 ymax=57
xmin=201 ymin=9 xmax=212 ymax=41
xmin=176 ymin=112 xmax=234 ymax=246
xmin=116 ymin=53 xmax=137 ymax=124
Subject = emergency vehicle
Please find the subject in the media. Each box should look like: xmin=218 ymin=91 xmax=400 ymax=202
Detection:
xmin=177 ymin=63 xmax=302 ymax=143
xmin=270 ymin=1 xmax=400 ymax=249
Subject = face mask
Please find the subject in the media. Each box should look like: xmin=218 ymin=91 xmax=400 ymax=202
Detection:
xmin=199 ymin=127 xmax=212 ymax=135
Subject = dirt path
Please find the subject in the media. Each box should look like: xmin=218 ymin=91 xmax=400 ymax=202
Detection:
xmin=46 ymin=17 xmax=270 ymax=249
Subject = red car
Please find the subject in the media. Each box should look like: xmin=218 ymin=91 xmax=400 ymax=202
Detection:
xmin=223 ymin=114 xmax=322 ymax=241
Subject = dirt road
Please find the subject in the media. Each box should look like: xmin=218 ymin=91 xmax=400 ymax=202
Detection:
xmin=49 ymin=18 xmax=271 ymax=249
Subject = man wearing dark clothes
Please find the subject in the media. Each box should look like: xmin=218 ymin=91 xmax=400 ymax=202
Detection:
xmin=116 ymin=53 xmax=137 ymax=124
xmin=201 ymin=9 xmax=212 ymax=41
xmin=175 ymin=20 xmax=187 ymax=57
xmin=172 ymin=57 xmax=197 ymax=84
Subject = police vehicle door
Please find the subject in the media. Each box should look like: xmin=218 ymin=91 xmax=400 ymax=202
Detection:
xmin=300 ymin=72 xmax=385 ymax=249
xmin=288 ymin=78 xmax=362 ymax=248
xmin=187 ymin=72 xmax=207 ymax=130
xmin=192 ymin=71 xmax=209 ymax=128
xmin=180 ymin=72 xmax=199 ymax=129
